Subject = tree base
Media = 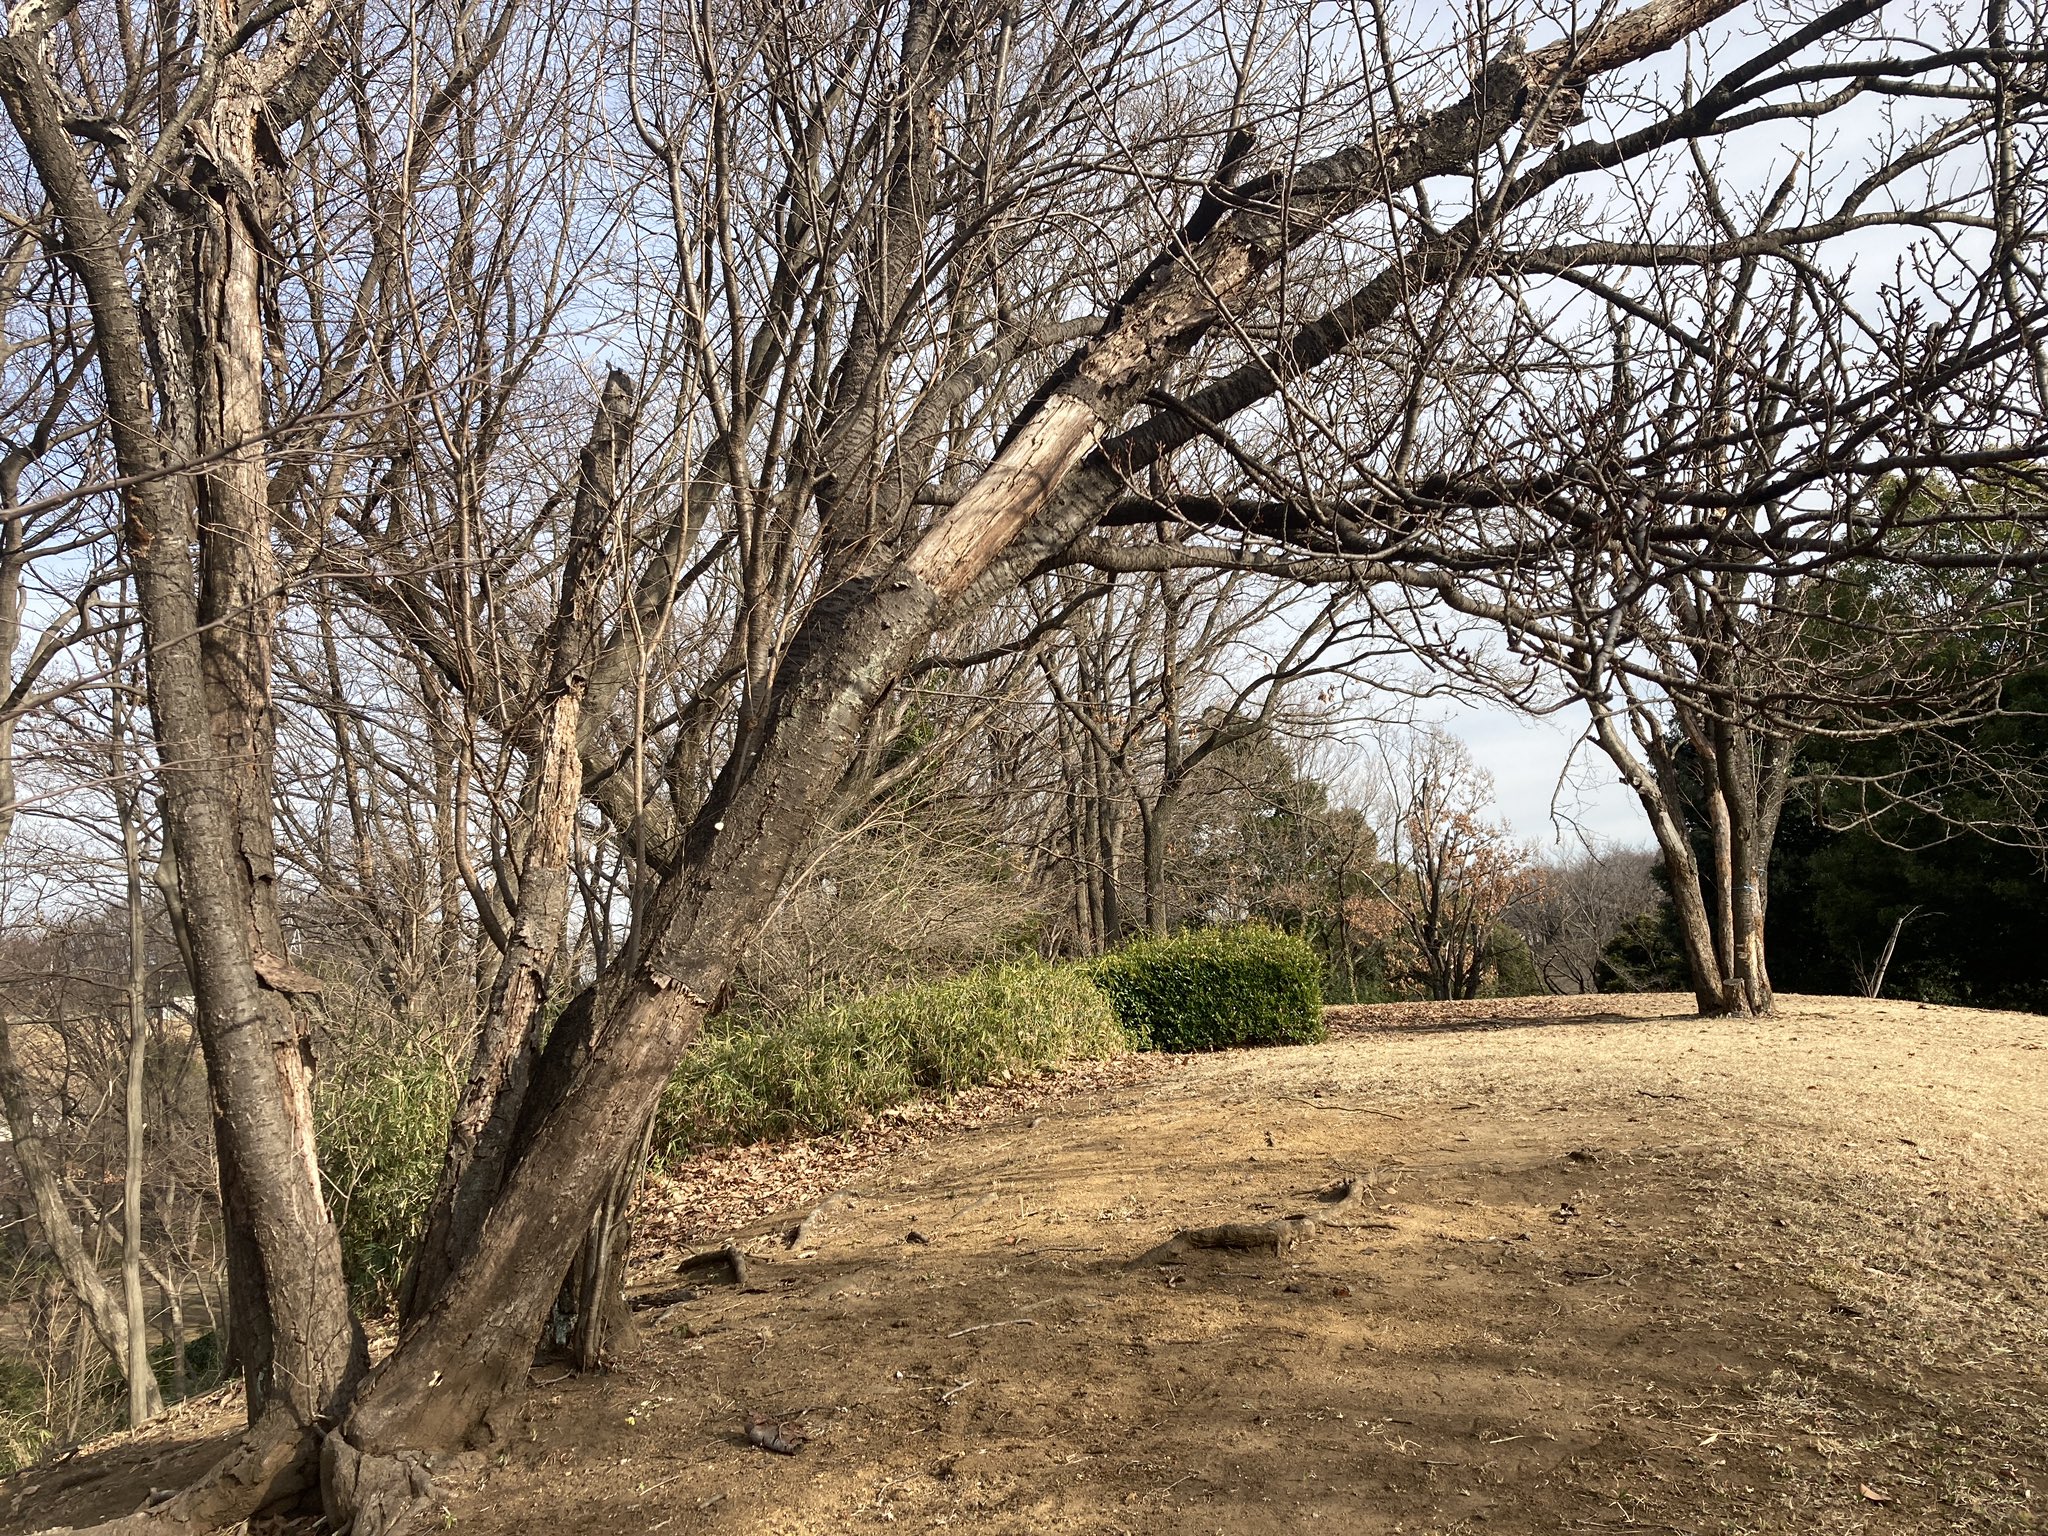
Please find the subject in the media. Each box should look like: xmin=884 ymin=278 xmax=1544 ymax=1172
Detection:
xmin=320 ymin=1434 xmax=443 ymax=1536
xmin=25 ymin=1409 xmax=320 ymax=1536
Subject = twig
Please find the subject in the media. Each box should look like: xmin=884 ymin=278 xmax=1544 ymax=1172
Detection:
xmin=1277 ymin=1093 xmax=1405 ymax=1119
xmin=635 ymin=1466 xmax=691 ymax=1499
xmin=946 ymin=1317 xmax=1040 ymax=1338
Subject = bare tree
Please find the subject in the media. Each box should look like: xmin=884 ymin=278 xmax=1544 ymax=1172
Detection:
xmin=1506 ymin=846 xmax=1661 ymax=994
xmin=1359 ymin=731 xmax=1534 ymax=1000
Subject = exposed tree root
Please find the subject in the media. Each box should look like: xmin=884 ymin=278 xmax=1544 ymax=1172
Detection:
xmin=319 ymin=1434 xmax=442 ymax=1536
xmin=785 ymin=1192 xmax=854 ymax=1249
xmin=24 ymin=1410 xmax=318 ymax=1536
xmin=677 ymin=1242 xmax=750 ymax=1287
xmin=630 ymin=1282 xmax=701 ymax=1310
xmin=1132 ymin=1174 xmax=1394 ymax=1266
xmin=1133 ymin=1216 xmax=1316 ymax=1266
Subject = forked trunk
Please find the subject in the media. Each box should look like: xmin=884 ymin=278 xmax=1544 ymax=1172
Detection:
xmin=0 ymin=29 xmax=365 ymax=1504
xmin=337 ymin=574 xmax=955 ymax=1481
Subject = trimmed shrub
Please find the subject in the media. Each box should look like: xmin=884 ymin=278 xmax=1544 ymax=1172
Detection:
xmin=654 ymin=961 xmax=1130 ymax=1157
xmin=1090 ymin=925 xmax=1326 ymax=1052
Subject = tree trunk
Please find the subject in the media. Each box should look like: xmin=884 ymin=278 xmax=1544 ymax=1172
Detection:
xmin=336 ymin=574 xmax=958 ymax=1477
xmin=1139 ymin=796 xmax=1171 ymax=936
xmin=115 ymin=680 xmax=160 ymax=1427
xmin=1096 ymin=781 xmax=1124 ymax=947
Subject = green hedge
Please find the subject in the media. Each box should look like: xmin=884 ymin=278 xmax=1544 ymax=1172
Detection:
xmin=654 ymin=962 xmax=1130 ymax=1157
xmin=1090 ymin=925 xmax=1326 ymax=1052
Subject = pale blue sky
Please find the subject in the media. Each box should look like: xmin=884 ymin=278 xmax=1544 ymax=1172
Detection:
xmin=1443 ymin=698 xmax=1652 ymax=851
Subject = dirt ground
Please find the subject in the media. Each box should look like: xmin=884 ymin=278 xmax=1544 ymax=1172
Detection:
xmin=7 ymin=993 xmax=2045 ymax=1535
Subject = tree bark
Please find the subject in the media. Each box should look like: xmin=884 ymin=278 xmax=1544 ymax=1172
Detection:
xmin=1586 ymin=700 xmax=1737 ymax=1014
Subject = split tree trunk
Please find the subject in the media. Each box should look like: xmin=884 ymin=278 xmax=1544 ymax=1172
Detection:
xmin=400 ymin=373 xmax=639 ymax=1327
xmin=555 ymin=1112 xmax=658 ymax=1370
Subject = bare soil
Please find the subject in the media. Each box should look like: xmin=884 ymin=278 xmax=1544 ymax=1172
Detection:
xmin=7 ymin=993 xmax=2045 ymax=1535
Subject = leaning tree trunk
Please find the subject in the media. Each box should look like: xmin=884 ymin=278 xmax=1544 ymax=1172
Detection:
xmin=0 ymin=1019 xmax=163 ymax=1421
xmin=329 ymin=618 xmax=929 ymax=1519
xmin=329 ymin=133 xmax=1309 ymax=1504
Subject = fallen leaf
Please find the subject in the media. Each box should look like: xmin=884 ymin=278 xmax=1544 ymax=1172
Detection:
xmin=1861 ymin=1484 xmax=1893 ymax=1504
